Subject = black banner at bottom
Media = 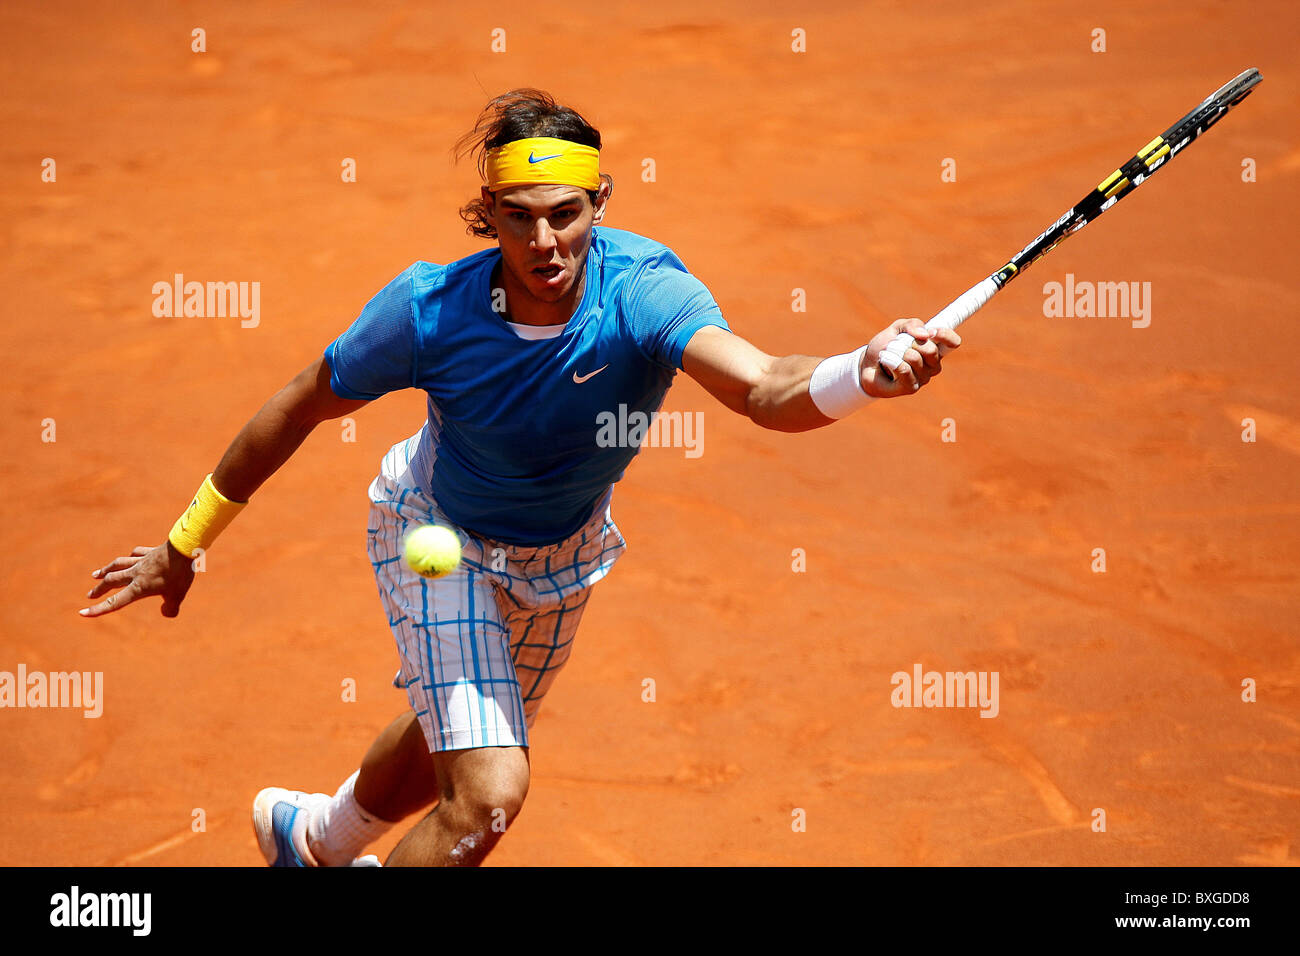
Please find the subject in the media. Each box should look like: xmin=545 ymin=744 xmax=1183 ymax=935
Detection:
xmin=2 ymin=866 xmax=1287 ymax=944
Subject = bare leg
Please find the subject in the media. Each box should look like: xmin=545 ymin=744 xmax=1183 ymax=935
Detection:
xmin=298 ymin=711 xmax=439 ymax=865
xmin=352 ymin=711 xmax=441 ymax=822
xmin=385 ymin=746 xmax=529 ymax=867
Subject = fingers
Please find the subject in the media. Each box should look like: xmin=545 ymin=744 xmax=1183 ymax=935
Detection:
xmin=87 ymin=546 xmax=161 ymax=595
xmin=891 ymin=325 xmax=929 ymax=388
xmin=931 ymin=328 xmax=962 ymax=351
xmin=902 ymin=321 xmax=961 ymax=370
xmin=893 ymin=319 xmax=939 ymax=375
xmin=890 ymin=317 xmax=930 ymax=339
xmin=874 ymin=350 xmax=920 ymax=394
xmin=79 ymin=543 xmax=192 ymax=619
xmin=872 ymin=317 xmax=962 ymax=397
xmin=79 ymin=580 xmax=141 ymax=618
xmin=901 ymin=346 xmax=930 ymax=388
xmin=876 ymin=337 xmax=946 ymax=392
xmin=90 ymin=552 xmax=149 ymax=581
xmin=86 ymin=567 xmax=136 ymax=601
xmin=81 ymin=544 xmax=167 ymax=618
xmin=895 ymin=321 xmax=961 ymax=380
xmin=918 ymin=328 xmax=960 ymax=378
xmin=899 ymin=317 xmax=931 ymax=339
xmin=913 ymin=338 xmax=941 ymax=369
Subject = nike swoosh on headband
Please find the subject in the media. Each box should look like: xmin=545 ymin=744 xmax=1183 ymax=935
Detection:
xmin=528 ymin=152 xmax=563 ymax=163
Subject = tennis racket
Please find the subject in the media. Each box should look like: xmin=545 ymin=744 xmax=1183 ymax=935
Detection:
xmin=878 ymin=67 xmax=1263 ymax=379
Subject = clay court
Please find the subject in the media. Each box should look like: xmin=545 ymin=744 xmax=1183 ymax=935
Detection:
xmin=2 ymin=0 xmax=1296 ymax=866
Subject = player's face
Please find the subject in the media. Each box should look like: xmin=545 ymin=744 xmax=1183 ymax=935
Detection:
xmin=485 ymin=183 xmax=606 ymax=301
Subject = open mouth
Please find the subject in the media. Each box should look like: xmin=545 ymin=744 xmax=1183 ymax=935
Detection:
xmin=532 ymin=264 xmax=563 ymax=281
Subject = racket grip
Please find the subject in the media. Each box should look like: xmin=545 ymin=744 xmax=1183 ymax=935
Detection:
xmin=878 ymin=276 xmax=1000 ymax=376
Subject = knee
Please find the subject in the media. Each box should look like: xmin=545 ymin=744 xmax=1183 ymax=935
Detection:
xmin=447 ymin=765 xmax=529 ymax=833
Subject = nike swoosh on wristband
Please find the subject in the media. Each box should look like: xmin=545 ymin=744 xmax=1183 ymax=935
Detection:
xmin=572 ymin=365 xmax=609 ymax=384
xmin=528 ymin=152 xmax=563 ymax=163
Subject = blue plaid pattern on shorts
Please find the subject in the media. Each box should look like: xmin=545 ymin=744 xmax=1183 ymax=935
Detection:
xmin=365 ymin=430 xmax=626 ymax=752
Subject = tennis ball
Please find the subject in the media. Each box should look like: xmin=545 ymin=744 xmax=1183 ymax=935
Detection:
xmin=403 ymin=524 xmax=462 ymax=579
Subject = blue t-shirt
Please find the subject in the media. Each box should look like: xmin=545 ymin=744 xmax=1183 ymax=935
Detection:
xmin=324 ymin=226 xmax=729 ymax=545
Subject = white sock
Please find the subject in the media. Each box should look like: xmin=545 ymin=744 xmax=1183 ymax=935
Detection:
xmin=307 ymin=770 xmax=395 ymax=866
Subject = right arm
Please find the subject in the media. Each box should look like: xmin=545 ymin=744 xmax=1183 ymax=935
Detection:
xmin=81 ymin=356 xmax=369 ymax=618
xmin=211 ymin=356 xmax=369 ymax=502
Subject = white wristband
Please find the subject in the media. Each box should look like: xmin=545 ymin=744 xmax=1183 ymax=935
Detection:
xmin=808 ymin=344 xmax=874 ymax=419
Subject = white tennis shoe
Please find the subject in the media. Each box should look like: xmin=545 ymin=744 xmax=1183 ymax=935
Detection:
xmin=252 ymin=787 xmax=380 ymax=867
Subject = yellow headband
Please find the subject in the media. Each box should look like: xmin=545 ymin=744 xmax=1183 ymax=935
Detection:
xmin=484 ymin=136 xmax=601 ymax=192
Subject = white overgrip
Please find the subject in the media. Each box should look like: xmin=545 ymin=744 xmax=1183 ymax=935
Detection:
xmin=878 ymin=276 xmax=1000 ymax=373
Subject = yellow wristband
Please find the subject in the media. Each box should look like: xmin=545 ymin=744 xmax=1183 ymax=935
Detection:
xmin=168 ymin=474 xmax=247 ymax=558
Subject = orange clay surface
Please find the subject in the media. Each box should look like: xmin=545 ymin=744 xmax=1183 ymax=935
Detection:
xmin=1 ymin=0 xmax=1297 ymax=866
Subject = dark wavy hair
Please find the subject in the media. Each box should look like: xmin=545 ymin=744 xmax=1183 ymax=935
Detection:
xmin=454 ymin=88 xmax=614 ymax=240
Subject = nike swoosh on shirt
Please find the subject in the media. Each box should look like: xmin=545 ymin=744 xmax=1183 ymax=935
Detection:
xmin=528 ymin=152 xmax=563 ymax=163
xmin=572 ymin=365 xmax=609 ymax=384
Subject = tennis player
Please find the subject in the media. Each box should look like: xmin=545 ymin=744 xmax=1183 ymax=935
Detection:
xmin=80 ymin=89 xmax=958 ymax=866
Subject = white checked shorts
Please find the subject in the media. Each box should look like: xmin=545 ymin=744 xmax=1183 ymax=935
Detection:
xmin=365 ymin=430 xmax=626 ymax=752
